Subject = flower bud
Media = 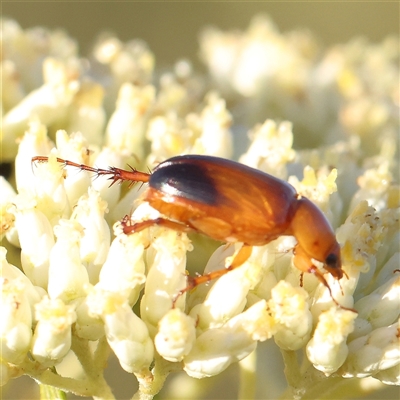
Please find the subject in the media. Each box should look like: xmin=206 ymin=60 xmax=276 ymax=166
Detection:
xmin=31 ymin=296 xmax=76 ymax=366
xmin=155 ymin=308 xmax=196 ymax=362
xmin=89 ymin=147 xmax=129 ymax=211
xmin=355 ymin=274 xmax=400 ymax=330
xmin=74 ymin=296 xmax=105 ymax=341
xmin=55 ymin=130 xmax=92 ymax=207
xmin=97 ymin=225 xmax=145 ymax=306
xmin=184 ymin=300 xmax=273 ymax=379
xmin=340 ymin=322 xmax=400 ymax=379
xmin=373 ymin=363 xmax=400 ymax=386
xmin=11 ymin=193 xmax=55 ymax=288
xmin=238 ymin=299 xmax=276 ymax=342
xmin=2 ymin=59 xmax=25 ymax=111
xmin=2 ymin=58 xmax=80 ymax=161
xmin=48 ymin=219 xmax=89 ymax=301
xmin=71 ymin=188 xmax=110 ymax=284
xmin=14 ymin=118 xmax=53 ymax=193
xmin=1 ymin=178 xmax=17 ymax=240
xmin=183 ymin=326 xmax=256 ymax=379
xmin=0 ymin=276 xmax=32 ymax=364
xmin=192 ymin=92 xmax=233 ymax=158
xmin=27 ymin=152 xmax=71 ymax=223
xmin=67 ymin=81 xmax=106 ymax=147
xmin=140 ymin=218 xmax=192 ymax=335
xmin=87 ymin=288 xmax=154 ymax=374
xmin=105 ymin=83 xmax=155 ymax=158
xmin=269 ymin=280 xmax=312 ymax=350
xmin=1 ymin=247 xmax=44 ymax=316
xmin=192 ymin=248 xmax=255 ymax=332
xmin=0 ymin=359 xmax=12 ymax=387
xmin=307 ymin=308 xmax=356 ymax=375
xmin=239 ymin=119 xmax=295 ymax=179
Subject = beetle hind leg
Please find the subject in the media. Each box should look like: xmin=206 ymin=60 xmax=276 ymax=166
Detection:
xmin=121 ymin=215 xmax=253 ymax=306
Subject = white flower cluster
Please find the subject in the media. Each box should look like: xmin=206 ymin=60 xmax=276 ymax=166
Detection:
xmin=1 ymin=16 xmax=399 ymax=399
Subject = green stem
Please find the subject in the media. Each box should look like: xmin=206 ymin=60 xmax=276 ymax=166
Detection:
xmin=70 ymin=335 xmax=115 ymax=399
xmin=238 ymin=350 xmax=257 ymax=400
xmin=39 ymin=383 xmax=67 ymax=400
xmin=21 ymin=353 xmax=115 ymax=399
xmin=93 ymin=336 xmax=110 ymax=368
xmin=71 ymin=335 xmax=95 ymax=376
xmin=132 ymin=355 xmax=181 ymax=400
xmin=281 ymin=349 xmax=302 ymax=393
xmin=279 ymin=355 xmax=357 ymax=400
xmin=300 ymin=373 xmax=346 ymax=400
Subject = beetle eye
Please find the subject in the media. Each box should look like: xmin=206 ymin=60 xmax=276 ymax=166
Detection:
xmin=325 ymin=253 xmax=338 ymax=268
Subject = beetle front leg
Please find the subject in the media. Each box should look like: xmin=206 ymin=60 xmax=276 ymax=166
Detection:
xmin=293 ymin=245 xmax=334 ymax=294
xmin=293 ymin=246 xmax=355 ymax=312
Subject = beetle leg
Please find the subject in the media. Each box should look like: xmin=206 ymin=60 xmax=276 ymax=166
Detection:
xmin=307 ymin=267 xmax=356 ymax=312
xmin=299 ymin=272 xmax=304 ymax=287
xmin=121 ymin=216 xmax=194 ymax=235
xmin=294 ymin=246 xmax=356 ymax=312
xmin=178 ymin=244 xmax=253 ymax=296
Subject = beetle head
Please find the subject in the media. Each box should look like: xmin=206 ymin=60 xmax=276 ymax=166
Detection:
xmin=323 ymin=242 xmax=343 ymax=280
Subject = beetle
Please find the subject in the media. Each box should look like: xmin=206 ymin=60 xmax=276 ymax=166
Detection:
xmin=32 ymin=154 xmax=350 ymax=309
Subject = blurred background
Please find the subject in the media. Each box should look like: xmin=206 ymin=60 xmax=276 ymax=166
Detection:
xmin=3 ymin=1 xmax=398 ymax=68
xmin=2 ymin=2 xmax=399 ymax=399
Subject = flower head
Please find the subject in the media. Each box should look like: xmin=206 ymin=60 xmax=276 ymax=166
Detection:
xmin=1 ymin=16 xmax=398 ymax=400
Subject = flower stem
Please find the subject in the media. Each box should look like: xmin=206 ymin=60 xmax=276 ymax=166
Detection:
xmin=133 ymin=354 xmax=182 ymax=400
xmin=238 ymin=349 xmax=257 ymax=400
xmin=39 ymin=383 xmax=67 ymax=400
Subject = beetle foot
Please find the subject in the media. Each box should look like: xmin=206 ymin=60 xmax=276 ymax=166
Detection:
xmin=120 ymin=215 xmax=135 ymax=234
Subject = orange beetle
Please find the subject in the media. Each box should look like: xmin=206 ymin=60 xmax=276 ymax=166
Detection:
xmin=32 ymin=154 xmax=348 ymax=308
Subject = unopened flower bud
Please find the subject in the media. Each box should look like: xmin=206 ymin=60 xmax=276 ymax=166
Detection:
xmin=11 ymin=194 xmax=55 ymax=289
xmin=31 ymin=296 xmax=76 ymax=366
xmin=140 ymin=218 xmax=192 ymax=335
xmin=97 ymin=226 xmax=145 ymax=306
xmin=193 ymin=247 xmax=257 ymax=332
xmin=71 ymin=188 xmax=110 ymax=284
xmin=340 ymin=322 xmax=400 ymax=379
xmin=0 ymin=277 xmax=32 ymax=364
xmin=269 ymin=280 xmax=313 ymax=350
xmin=87 ymin=288 xmax=154 ymax=374
xmin=48 ymin=219 xmax=89 ymax=301
xmin=307 ymin=308 xmax=356 ymax=375
xmin=14 ymin=119 xmax=53 ymax=193
xmin=155 ymin=308 xmax=196 ymax=362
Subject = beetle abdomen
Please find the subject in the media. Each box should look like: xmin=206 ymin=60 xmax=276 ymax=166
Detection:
xmin=146 ymin=155 xmax=298 ymax=244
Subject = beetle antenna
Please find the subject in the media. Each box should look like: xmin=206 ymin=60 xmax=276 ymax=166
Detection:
xmin=315 ymin=271 xmax=357 ymax=313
